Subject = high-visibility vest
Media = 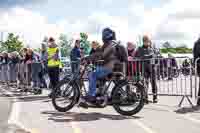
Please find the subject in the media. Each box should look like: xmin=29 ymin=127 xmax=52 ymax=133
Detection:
xmin=59 ymin=61 xmax=63 ymax=69
xmin=47 ymin=47 xmax=60 ymax=67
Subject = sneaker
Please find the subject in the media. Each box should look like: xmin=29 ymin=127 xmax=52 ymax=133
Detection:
xmin=79 ymin=102 xmax=88 ymax=109
xmin=153 ymin=96 xmax=158 ymax=103
xmin=153 ymin=99 xmax=158 ymax=103
xmin=144 ymin=99 xmax=149 ymax=104
xmin=84 ymin=95 xmax=96 ymax=103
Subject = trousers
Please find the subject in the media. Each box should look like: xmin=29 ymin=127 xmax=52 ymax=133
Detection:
xmin=88 ymin=66 xmax=112 ymax=96
xmin=48 ymin=67 xmax=60 ymax=89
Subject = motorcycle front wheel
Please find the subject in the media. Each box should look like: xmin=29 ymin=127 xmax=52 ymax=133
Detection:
xmin=52 ymin=78 xmax=80 ymax=112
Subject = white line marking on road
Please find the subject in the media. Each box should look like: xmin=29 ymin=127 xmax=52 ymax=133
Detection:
xmin=8 ymin=98 xmax=20 ymax=124
xmin=0 ymin=87 xmax=34 ymax=133
xmin=69 ymin=109 xmax=84 ymax=133
xmin=182 ymin=114 xmax=200 ymax=124
xmin=71 ymin=122 xmax=82 ymax=133
xmin=152 ymin=104 xmax=200 ymax=124
xmin=130 ymin=119 xmax=157 ymax=133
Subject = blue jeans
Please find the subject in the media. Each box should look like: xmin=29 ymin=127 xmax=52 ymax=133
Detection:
xmin=31 ymin=63 xmax=42 ymax=88
xmin=71 ymin=61 xmax=80 ymax=74
xmin=88 ymin=67 xmax=112 ymax=96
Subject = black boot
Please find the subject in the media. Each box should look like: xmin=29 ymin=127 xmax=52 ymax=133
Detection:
xmin=153 ymin=95 xmax=158 ymax=103
xmin=145 ymin=95 xmax=149 ymax=104
xmin=197 ymin=99 xmax=200 ymax=106
xmin=48 ymin=92 xmax=53 ymax=98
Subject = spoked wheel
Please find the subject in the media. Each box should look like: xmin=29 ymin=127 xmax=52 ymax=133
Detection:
xmin=112 ymin=81 xmax=145 ymax=116
xmin=52 ymin=78 xmax=80 ymax=112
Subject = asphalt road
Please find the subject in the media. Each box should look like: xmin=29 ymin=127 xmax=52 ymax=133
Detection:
xmin=0 ymin=80 xmax=200 ymax=133
xmin=0 ymin=94 xmax=11 ymax=133
xmin=0 ymin=87 xmax=30 ymax=133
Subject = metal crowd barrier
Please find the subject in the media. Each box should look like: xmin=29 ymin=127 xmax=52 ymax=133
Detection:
xmin=0 ymin=57 xmax=199 ymax=106
xmin=127 ymin=57 xmax=195 ymax=107
xmin=0 ymin=62 xmax=46 ymax=94
xmin=79 ymin=57 xmax=196 ymax=107
xmin=0 ymin=63 xmax=9 ymax=85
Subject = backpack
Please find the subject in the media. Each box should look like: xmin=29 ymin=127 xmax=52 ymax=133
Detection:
xmin=111 ymin=41 xmax=128 ymax=62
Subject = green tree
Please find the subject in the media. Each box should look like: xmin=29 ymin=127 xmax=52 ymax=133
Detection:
xmin=1 ymin=33 xmax=23 ymax=52
xmin=58 ymin=34 xmax=73 ymax=57
xmin=80 ymin=32 xmax=91 ymax=55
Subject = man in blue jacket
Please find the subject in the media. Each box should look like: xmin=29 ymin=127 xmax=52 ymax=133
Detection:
xmin=70 ymin=40 xmax=81 ymax=74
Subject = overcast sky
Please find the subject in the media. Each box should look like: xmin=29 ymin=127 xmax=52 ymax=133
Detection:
xmin=0 ymin=0 xmax=199 ymax=48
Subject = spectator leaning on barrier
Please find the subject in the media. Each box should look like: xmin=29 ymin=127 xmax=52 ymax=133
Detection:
xmin=193 ymin=37 xmax=200 ymax=106
xmin=24 ymin=48 xmax=36 ymax=63
xmin=127 ymin=42 xmax=136 ymax=60
xmin=126 ymin=42 xmax=139 ymax=80
xmin=1 ymin=51 xmax=9 ymax=84
xmin=47 ymin=37 xmax=60 ymax=97
xmin=20 ymin=48 xmax=28 ymax=60
xmin=17 ymin=48 xmax=26 ymax=88
xmin=88 ymin=41 xmax=102 ymax=63
xmin=70 ymin=40 xmax=81 ymax=74
xmin=40 ymin=43 xmax=48 ymax=69
xmin=8 ymin=52 xmax=20 ymax=83
xmin=167 ymin=53 xmax=178 ymax=80
xmin=90 ymin=41 xmax=101 ymax=56
xmin=135 ymin=35 xmax=158 ymax=103
xmin=167 ymin=53 xmax=174 ymax=80
xmin=39 ymin=43 xmax=48 ymax=88
xmin=24 ymin=48 xmax=38 ymax=87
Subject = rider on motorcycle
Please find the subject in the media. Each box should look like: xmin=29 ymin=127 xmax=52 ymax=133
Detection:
xmin=85 ymin=28 xmax=118 ymax=102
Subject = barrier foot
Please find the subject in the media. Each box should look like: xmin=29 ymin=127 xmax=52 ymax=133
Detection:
xmin=5 ymin=82 xmax=10 ymax=90
xmin=178 ymin=96 xmax=194 ymax=107
xmin=178 ymin=96 xmax=185 ymax=107
xmin=186 ymin=96 xmax=194 ymax=107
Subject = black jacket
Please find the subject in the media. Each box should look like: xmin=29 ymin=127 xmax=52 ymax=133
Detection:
xmin=89 ymin=47 xmax=102 ymax=61
xmin=70 ymin=47 xmax=81 ymax=62
xmin=193 ymin=39 xmax=200 ymax=75
xmin=1 ymin=57 xmax=9 ymax=65
xmin=135 ymin=46 xmax=155 ymax=59
xmin=193 ymin=39 xmax=200 ymax=63
xmin=9 ymin=57 xmax=20 ymax=64
xmin=135 ymin=46 xmax=156 ymax=73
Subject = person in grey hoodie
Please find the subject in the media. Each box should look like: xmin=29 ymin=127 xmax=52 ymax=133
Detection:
xmin=135 ymin=36 xmax=158 ymax=103
xmin=193 ymin=37 xmax=200 ymax=106
xmin=39 ymin=43 xmax=48 ymax=88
